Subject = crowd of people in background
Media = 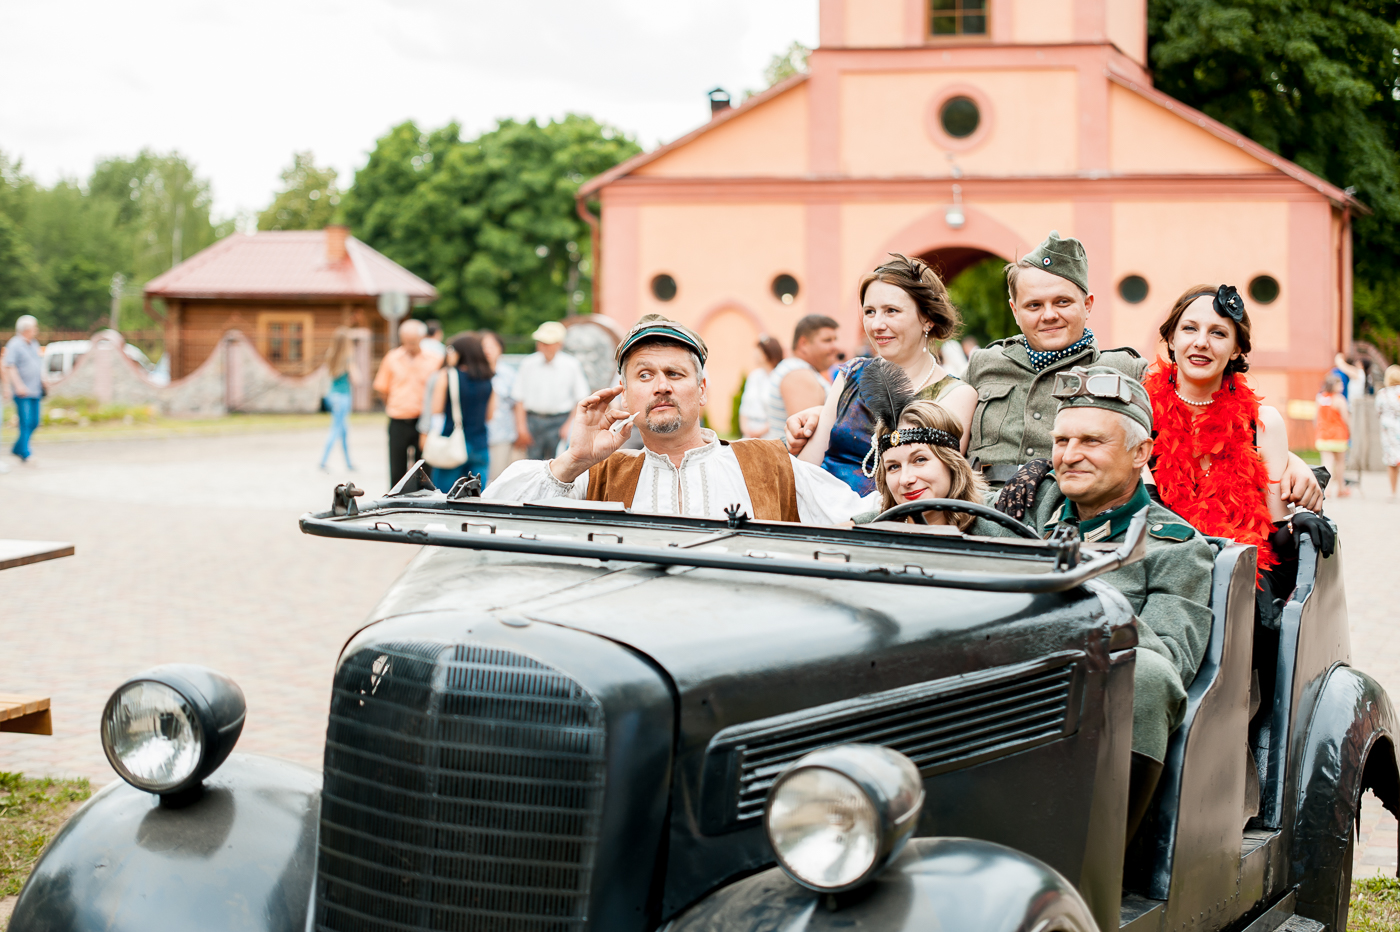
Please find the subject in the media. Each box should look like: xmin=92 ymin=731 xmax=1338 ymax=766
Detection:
xmin=362 ymin=317 xmax=594 ymax=493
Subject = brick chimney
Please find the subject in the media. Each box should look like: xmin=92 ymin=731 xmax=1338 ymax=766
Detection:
xmin=325 ymin=225 xmax=349 ymax=264
xmin=708 ymin=87 xmax=732 ymax=118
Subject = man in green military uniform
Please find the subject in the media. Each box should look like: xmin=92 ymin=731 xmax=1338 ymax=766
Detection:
xmin=965 ymin=231 xmax=1146 ymax=473
xmin=977 ymin=365 xmax=1214 ymax=837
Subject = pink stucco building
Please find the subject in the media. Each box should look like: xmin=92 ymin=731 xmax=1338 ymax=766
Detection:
xmin=580 ymin=0 xmax=1359 ymax=445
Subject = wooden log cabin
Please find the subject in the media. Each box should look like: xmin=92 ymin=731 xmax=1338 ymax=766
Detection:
xmin=145 ymin=226 xmax=436 ymax=402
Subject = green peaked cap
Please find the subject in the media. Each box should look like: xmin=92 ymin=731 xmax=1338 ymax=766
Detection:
xmin=615 ymin=313 xmax=709 ymax=372
xmin=1055 ymin=365 xmax=1153 ymax=431
xmin=1022 ymin=230 xmax=1090 ymax=295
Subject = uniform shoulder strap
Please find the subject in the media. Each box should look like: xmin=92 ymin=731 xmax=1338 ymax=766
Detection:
xmin=586 ymin=451 xmax=646 ymax=508
xmin=728 ymin=439 xmax=800 ymax=522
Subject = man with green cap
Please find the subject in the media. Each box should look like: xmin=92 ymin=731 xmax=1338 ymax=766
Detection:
xmin=965 ymin=231 xmax=1147 ymax=475
xmin=974 ymin=365 xmax=1215 ymax=840
xmin=484 ymin=314 xmax=864 ymax=523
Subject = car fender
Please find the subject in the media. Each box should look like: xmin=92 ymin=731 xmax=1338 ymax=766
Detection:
xmin=10 ymin=753 xmax=319 ymax=932
xmin=662 ymin=837 xmax=1098 ymax=932
xmin=1291 ymin=664 xmax=1400 ymax=927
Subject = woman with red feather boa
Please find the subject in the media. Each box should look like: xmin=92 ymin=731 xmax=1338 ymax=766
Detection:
xmin=1144 ymin=285 xmax=1332 ymax=606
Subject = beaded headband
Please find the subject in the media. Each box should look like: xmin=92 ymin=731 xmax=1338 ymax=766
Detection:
xmin=862 ymin=424 xmax=960 ymax=477
xmin=879 ymin=426 xmax=959 ymax=452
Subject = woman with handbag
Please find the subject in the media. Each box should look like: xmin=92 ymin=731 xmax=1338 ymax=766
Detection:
xmin=423 ymin=332 xmax=494 ymax=491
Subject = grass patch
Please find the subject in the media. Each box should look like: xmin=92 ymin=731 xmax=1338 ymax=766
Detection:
xmin=0 ymin=772 xmax=91 ymax=897
xmin=41 ymin=396 xmax=157 ymax=428
xmin=1292 ymin=448 xmax=1323 ymax=465
xmin=1351 ymin=876 xmax=1400 ymax=931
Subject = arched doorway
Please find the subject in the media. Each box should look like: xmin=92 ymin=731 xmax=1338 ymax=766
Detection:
xmin=698 ymin=304 xmax=762 ymax=436
xmin=918 ymin=247 xmax=1017 ymax=348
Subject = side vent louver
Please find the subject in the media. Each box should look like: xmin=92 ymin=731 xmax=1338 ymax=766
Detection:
xmin=703 ymin=654 xmax=1081 ymax=829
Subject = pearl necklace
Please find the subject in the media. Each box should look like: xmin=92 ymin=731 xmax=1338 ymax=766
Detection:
xmin=909 ymin=353 xmax=938 ymax=393
xmin=1175 ymin=388 xmax=1214 ymax=407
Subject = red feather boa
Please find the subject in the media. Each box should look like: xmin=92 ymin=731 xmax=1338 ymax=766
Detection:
xmin=1143 ymin=362 xmax=1277 ymax=575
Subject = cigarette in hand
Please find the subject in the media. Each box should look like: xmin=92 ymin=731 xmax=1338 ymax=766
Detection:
xmin=610 ymin=411 xmax=640 ymax=434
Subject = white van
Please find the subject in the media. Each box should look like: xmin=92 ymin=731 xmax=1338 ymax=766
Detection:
xmin=42 ymin=340 xmax=169 ymax=386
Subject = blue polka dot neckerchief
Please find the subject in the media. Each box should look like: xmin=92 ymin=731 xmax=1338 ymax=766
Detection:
xmin=1025 ymin=327 xmax=1095 ymax=372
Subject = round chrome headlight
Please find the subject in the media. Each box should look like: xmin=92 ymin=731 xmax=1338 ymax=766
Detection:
xmin=101 ymin=665 xmax=246 ymax=797
xmin=764 ymin=744 xmax=924 ymax=892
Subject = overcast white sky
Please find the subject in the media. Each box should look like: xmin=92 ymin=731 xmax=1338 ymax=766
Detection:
xmin=1 ymin=0 xmax=819 ymax=225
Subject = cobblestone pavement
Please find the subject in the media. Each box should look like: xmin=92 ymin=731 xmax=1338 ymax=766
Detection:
xmin=0 ymin=422 xmax=413 ymax=781
xmin=0 ymin=429 xmax=1397 ymax=879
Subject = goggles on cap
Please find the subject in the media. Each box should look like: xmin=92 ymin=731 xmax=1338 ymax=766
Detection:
xmin=1051 ymin=371 xmax=1139 ymax=406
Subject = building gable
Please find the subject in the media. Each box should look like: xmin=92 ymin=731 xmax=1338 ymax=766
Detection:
xmin=1109 ymin=83 xmax=1268 ymax=175
xmin=632 ymin=79 xmax=810 ymax=179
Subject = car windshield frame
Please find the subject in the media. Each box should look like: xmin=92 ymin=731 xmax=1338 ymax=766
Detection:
xmin=300 ymin=483 xmax=1149 ymax=595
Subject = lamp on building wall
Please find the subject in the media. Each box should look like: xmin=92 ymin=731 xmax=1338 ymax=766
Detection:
xmin=944 ymin=184 xmax=966 ymax=230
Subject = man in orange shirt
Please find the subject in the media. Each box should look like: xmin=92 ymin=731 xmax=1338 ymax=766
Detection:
xmin=373 ymin=318 xmax=445 ymax=487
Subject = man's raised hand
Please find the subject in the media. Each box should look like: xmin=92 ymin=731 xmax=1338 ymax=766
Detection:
xmin=549 ymin=387 xmax=634 ymax=483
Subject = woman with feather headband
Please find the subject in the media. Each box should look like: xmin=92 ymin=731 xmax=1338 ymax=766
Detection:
xmin=1144 ymin=285 xmax=1333 ymax=596
xmin=792 ymin=255 xmax=978 ymax=495
xmin=853 ymin=359 xmax=987 ymax=529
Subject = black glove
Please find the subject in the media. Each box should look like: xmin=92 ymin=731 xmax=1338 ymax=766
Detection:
xmin=994 ymin=458 xmax=1053 ymax=522
xmin=1290 ymin=511 xmax=1335 ymax=558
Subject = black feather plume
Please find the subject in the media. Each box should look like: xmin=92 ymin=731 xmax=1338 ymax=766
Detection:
xmin=858 ymin=358 xmax=915 ymax=430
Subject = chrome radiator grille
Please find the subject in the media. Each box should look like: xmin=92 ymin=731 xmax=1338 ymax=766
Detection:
xmin=316 ymin=641 xmax=608 ymax=931
xmin=717 ymin=660 xmax=1078 ymax=823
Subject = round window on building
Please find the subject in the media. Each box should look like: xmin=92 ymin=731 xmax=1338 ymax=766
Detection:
xmin=1118 ymin=275 xmax=1149 ymax=304
xmin=772 ymin=274 xmax=800 ymax=305
xmin=1249 ymin=275 xmax=1280 ymax=305
xmin=651 ymin=274 xmax=678 ymax=302
xmin=939 ymin=96 xmax=981 ymax=139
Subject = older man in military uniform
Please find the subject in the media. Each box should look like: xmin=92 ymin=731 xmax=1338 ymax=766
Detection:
xmin=977 ymin=366 xmax=1214 ymax=837
xmin=965 ymin=232 xmax=1147 ymax=474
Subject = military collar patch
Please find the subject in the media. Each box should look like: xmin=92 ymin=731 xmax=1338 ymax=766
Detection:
xmin=1058 ymin=481 xmax=1153 ymax=543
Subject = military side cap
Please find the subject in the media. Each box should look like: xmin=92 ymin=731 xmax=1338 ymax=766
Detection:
xmin=1023 ymin=230 xmax=1090 ymax=295
xmin=1052 ymin=365 xmax=1153 ymax=431
xmin=615 ymin=314 xmax=709 ymax=372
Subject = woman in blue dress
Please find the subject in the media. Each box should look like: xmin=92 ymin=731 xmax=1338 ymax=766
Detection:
xmin=318 ymin=327 xmax=358 ymax=471
xmin=427 ymin=332 xmax=495 ymax=491
xmin=794 ymin=255 xmax=978 ymax=495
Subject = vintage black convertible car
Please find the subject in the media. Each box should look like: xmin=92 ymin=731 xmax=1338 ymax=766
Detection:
xmin=9 ymin=469 xmax=1398 ymax=932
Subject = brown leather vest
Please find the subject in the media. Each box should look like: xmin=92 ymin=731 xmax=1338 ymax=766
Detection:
xmin=586 ymin=439 xmax=799 ymax=522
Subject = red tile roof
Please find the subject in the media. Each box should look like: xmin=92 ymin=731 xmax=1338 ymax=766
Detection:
xmin=143 ymin=230 xmax=438 ymax=301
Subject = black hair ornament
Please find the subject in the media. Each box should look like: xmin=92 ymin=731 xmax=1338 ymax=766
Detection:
xmin=1186 ymin=284 xmax=1245 ymax=323
xmin=857 ymin=359 xmax=957 ymax=477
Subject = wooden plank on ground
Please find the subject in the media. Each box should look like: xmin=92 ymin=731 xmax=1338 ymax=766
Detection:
xmin=0 ymin=540 xmax=74 ymax=571
xmin=0 ymin=695 xmax=53 ymax=735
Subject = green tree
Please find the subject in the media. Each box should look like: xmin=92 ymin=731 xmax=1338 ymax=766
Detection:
xmin=88 ymin=149 xmax=229 ymax=284
xmin=764 ymin=41 xmax=811 ymax=87
xmin=258 ymin=152 xmax=340 ymax=231
xmin=0 ymin=148 xmax=229 ymax=330
xmin=340 ymin=115 xmax=641 ymax=336
xmin=947 ymin=256 xmax=1016 ymax=346
xmin=1147 ymin=0 xmax=1400 ymax=338
xmin=0 ymin=210 xmax=47 ymax=326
